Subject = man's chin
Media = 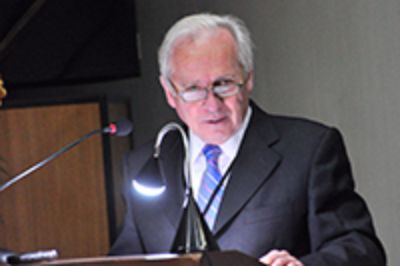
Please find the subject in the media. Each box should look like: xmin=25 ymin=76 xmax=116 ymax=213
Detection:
xmin=198 ymin=130 xmax=231 ymax=144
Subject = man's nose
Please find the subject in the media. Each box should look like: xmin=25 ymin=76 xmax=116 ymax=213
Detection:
xmin=203 ymin=89 xmax=223 ymax=110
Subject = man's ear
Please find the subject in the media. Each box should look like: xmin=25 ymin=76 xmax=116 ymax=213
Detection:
xmin=245 ymin=70 xmax=254 ymax=94
xmin=159 ymin=76 xmax=177 ymax=109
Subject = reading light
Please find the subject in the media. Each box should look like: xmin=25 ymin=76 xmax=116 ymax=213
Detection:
xmin=132 ymin=180 xmax=165 ymax=197
xmin=132 ymin=156 xmax=166 ymax=197
xmin=132 ymin=122 xmax=219 ymax=253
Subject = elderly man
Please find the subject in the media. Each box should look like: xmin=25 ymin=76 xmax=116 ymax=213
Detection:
xmin=110 ymin=13 xmax=385 ymax=266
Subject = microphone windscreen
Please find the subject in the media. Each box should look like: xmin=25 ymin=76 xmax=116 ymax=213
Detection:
xmin=113 ymin=119 xmax=133 ymax=136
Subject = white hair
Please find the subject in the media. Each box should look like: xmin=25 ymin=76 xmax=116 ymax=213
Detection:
xmin=158 ymin=13 xmax=254 ymax=79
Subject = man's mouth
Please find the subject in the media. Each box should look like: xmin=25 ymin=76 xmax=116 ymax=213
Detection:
xmin=205 ymin=117 xmax=226 ymax=124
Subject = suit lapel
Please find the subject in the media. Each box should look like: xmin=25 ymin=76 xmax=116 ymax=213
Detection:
xmin=214 ymin=106 xmax=281 ymax=234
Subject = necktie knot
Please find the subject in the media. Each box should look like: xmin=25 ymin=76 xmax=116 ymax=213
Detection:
xmin=202 ymin=144 xmax=222 ymax=163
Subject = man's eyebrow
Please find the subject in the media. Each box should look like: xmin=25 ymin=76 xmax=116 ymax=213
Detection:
xmin=214 ymin=77 xmax=235 ymax=82
xmin=213 ymin=74 xmax=239 ymax=82
xmin=182 ymin=81 xmax=202 ymax=88
xmin=180 ymin=74 xmax=238 ymax=87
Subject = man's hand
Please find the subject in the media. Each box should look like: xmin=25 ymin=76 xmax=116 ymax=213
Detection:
xmin=259 ymin=249 xmax=304 ymax=266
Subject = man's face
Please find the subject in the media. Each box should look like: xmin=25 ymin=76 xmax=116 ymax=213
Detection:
xmin=160 ymin=28 xmax=253 ymax=144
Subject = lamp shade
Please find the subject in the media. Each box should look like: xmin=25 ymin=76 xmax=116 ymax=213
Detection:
xmin=132 ymin=157 xmax=166 ymax=197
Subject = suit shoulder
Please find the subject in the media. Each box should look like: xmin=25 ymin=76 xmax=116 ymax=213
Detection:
xmin=251 ymin=102 xmax=333 ymax=135
xmin=262 ymin=113 xmax=348 ymax=166
xmin=268 ymin=113 xmax=331 ymax=132
xmin=264 ymin=113 xmax=342 ymax=144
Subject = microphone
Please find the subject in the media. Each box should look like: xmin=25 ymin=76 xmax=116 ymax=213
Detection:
xmin=0 ymin=119 xmax=133 ymax=192
xmin=103 ymin=118 xmax=133 ymax=137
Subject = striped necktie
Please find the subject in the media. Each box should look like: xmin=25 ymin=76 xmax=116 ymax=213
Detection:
xmin=197 ymin=144 xmax=223 ymax=229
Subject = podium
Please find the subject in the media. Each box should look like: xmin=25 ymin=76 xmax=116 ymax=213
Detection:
xmin=2 ymin=251 xmax=263 ymax=266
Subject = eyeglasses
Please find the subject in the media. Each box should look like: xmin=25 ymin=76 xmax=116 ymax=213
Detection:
xmin=168 ymin=78 xmax=246 ymax=103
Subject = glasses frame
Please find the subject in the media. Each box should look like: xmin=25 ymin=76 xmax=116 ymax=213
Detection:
xmin=167 ymin=76 xmax=247 ymax=103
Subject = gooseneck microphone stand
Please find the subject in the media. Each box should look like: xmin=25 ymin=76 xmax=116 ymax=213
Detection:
xmin=0 ymin=119 xmax=132 ymax=193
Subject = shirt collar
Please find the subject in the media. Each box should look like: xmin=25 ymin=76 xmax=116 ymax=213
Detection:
xmin=189 ymin=106 xmax=253 ymax=163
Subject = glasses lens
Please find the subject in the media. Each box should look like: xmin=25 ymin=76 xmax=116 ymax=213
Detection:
xmin=180 ymin=90 xmax=207 ymax=102
xmin=214 ymin=84 xmax=240 ymax=97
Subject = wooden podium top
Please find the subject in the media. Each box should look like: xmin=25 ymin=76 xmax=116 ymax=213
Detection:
xmin=2 ymin=251 xmax=263 ymax=266
xmin=29 ymin=253 xmax=200 ymax=266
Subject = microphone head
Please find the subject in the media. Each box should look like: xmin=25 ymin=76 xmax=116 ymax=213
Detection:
xmin=104 ymin=119 xmax=133 ymax=136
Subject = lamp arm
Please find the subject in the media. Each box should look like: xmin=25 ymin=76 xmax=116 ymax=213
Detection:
xmin=154 ymin=122 xmax=191 ymax=193
xmin=156 ymin=122 xmax=220 ymax=253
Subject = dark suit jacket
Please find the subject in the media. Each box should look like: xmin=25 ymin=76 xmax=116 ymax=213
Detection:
xmin=110 ymin=102 xmax=386 ymax=265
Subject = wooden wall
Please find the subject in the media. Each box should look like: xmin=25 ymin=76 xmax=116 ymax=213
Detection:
xmin=0 ymin=102 xmax=110 ymax=258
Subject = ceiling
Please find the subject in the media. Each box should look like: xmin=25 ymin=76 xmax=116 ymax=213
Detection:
xmin=0 ymin=0 xmax=139 ymax=89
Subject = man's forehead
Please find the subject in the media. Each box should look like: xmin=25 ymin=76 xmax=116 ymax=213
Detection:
xmin=169 ymin=29 xmax=239 ymax=76
xmin=174 ymin=27 xmax=234 ymax=48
